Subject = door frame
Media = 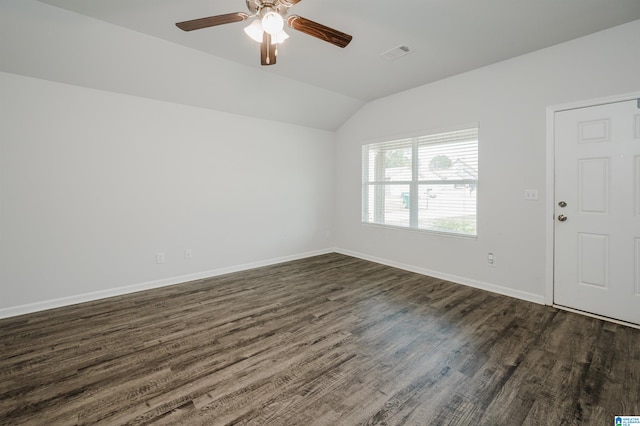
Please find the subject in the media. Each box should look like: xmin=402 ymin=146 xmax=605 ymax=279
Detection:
xmin=545 ymin=91 xmax=640 ymax=311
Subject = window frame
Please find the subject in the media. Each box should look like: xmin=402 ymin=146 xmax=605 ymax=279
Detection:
xmin=361 ymin=125 xmax=479 ymax=238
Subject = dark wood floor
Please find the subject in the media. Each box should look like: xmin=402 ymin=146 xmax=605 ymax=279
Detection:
xmin=1 ymin=253 xmax=639 ymax=425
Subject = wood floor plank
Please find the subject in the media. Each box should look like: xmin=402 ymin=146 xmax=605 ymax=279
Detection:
xmin=1 ymin=253 xmax=639 ymax=425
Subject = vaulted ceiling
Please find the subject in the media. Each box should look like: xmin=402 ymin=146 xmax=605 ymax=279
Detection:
xmin=3 ymin=1 xmax=637 ymax=130
xmin=38 ymin=0 xmax=640 ymax=101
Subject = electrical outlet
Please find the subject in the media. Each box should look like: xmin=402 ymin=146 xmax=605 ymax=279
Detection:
xmin=487 ymin=252 xmax=496 ymax=267
xmin=185 ymin=249 xmax=192 ymax=259
xmin=156 ymin=252 xmax=165 ymax=264
xmin=524 ymin=189 xmax=538 ymax=200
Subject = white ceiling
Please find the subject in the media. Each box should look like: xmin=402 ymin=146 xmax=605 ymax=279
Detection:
xmin=37 ymin=0 xmax=640 ymax=102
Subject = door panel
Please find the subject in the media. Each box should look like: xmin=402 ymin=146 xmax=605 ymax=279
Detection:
xmin=554 ymin=99 xmax=640 ymax=325
xmin=577 ymin=233 xmax=608 ymax=288
xmin=579 ymin=118 xmax=609 ymax=143
xmin=578 ymin=158 xmax=609 ymax=213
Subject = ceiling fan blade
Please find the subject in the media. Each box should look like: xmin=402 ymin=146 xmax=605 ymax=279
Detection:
xmin=287 ymin=15 xmax=352 ymax=48
xmin=279 ymin=0 xmax=303 ymax=6
xmin=176 ymin=12 xmax=248 ymax=31
xmin=261 ymin=32 xmax=277 ymax=66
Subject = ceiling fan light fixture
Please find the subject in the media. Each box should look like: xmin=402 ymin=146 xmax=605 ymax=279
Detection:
xmin=262 ymin=10 xmax=284 ymax=35
xmin=243 ymin=19 xmax=264 ymax=43
xmin=271 ymin=29 xmax=289 ymax=44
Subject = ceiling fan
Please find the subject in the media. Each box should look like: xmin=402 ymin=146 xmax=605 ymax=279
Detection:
xmin=175 ymin=0 xmax=353 ymax=66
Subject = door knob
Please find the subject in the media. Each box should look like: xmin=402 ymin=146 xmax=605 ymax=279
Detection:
xmin=558 ymin=214 xmax=567 ymax=222
xmin=558 ymin=201 xmax=567 ymax=207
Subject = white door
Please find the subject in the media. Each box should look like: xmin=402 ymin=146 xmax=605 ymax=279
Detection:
xmin=554 ymin=99 xmax=640 ymax=325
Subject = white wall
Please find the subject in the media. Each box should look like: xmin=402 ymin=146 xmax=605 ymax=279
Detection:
xmin=0 ymin=72 xmax=335 ymax=316
xmin=334 ymin=20 xmax=640 ymax=302
xmin=0 ymin=1 xmax=363 ymax=131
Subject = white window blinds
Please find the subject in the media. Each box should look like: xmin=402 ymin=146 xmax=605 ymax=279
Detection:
xmin=362 ymin=126 xmax=478 ymax=236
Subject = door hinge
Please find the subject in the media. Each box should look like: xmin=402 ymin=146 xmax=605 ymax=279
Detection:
xmin=637 ymin=98 xmax=640 ymax=109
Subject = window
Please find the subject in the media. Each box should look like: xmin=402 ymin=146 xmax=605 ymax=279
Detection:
xmin=362 ymin=126 xmax=478 ymax=236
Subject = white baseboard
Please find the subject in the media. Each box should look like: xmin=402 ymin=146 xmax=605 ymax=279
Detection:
xmin=0 ymin=248 xmax=334 ymax=319
xmin=334 ymin=248 xmax=545 ymax=305
xmin=0 ymin=247 xmax=545 ymax=319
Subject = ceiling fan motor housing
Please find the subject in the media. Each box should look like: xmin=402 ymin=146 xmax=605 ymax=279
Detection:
xmin=246 ymin=0 xmax=290 ymax=18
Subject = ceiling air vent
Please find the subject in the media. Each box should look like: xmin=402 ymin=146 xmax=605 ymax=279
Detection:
xmin=380 ymin=45 xmax=414 ymax=61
